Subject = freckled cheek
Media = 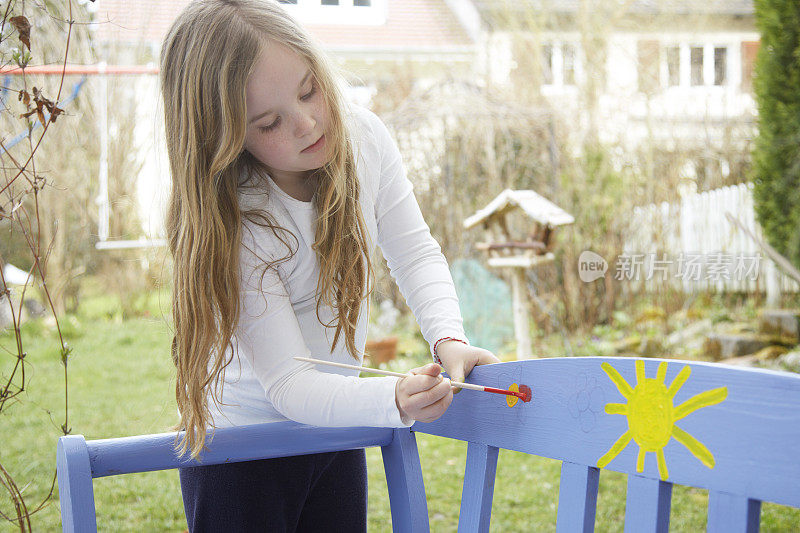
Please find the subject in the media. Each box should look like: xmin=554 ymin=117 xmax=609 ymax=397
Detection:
xmin=318 ymin=103 xmax=330 ymax=131
xmin=247 ymin=136 xmax=294 ymax=166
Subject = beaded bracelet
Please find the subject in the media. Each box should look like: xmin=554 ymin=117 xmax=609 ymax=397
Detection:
xmin=432 ymin=336 xmax=468 ymax=365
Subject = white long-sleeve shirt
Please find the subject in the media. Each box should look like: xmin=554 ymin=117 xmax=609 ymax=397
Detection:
xmin=210 ymin=104 xmax=468 ymax=429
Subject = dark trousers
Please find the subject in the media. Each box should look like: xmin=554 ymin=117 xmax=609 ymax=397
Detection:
xmin=179 ymin=448 xmax=367 ymax=533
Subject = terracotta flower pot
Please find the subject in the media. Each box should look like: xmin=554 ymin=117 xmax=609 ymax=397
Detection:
xmin=365 ymin=336 xmax=398 ymax=365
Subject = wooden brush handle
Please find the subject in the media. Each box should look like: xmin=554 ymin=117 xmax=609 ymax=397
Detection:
xmin=293 ymin=356 xmax=485 ymax=391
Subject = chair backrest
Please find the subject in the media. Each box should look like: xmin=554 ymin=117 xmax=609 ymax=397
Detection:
xmin=413 ymin=357 xmax=800 ymax=532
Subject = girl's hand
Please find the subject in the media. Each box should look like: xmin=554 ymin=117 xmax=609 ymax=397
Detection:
xmin=435 ymin=341 xmax=500 ymax=392
xmin=395 ymin=363 xmax=453 ymax=424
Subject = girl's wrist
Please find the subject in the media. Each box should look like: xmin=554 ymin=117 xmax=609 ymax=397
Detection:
xmin=432 ymin=336 xmax=467 ymax=365
xmin=394 ymin=378 xmax=413 ymax=425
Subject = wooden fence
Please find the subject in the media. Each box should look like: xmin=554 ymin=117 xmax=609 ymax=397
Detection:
xmin=624 ymin=183 xmax=799 ymax=293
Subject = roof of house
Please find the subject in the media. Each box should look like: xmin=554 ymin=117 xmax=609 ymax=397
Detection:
xmin=93 ymin=1 xmax=188 ymax=45
xmin=472 ymin=0 xmax=754 ymax=16
xmin=307 ymin=0 xmax=472 ymax=51
xmin=93 ymin=0 xmax=472 ymax=52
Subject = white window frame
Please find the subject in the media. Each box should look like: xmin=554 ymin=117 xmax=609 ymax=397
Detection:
xmin=663 ymin=45 xmax=681 ymax=87
xmin=278 ymin=0 xmax=387 ymax=26
xmin=711 ymin=46 xmax=729 ymax=86
xmin=658 ymin=42 xmax=731 ymax=88
xmin=541 ymin=40 xmax=583 ymax=89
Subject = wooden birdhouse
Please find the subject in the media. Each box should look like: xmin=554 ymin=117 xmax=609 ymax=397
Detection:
xmin=464 ymin=189 xmax=574 ymax=359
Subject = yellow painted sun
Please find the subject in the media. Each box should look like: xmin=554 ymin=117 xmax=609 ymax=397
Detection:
xmin=597 ymin=360 xmax=728 ymax=480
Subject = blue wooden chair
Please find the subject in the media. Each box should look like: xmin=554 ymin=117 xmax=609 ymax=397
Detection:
xmin=57 ymin=357 xmax=800 ymax=532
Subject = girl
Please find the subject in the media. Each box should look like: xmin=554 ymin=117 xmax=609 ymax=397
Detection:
xmin=160 ymin=0 xmax=499 ymax=530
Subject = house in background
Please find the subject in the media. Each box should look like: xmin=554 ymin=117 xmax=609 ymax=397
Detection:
xmin=469 ymin=0 xmax=758 ymax=190
xmin=88 ymin=0 xmax=758 ymax=241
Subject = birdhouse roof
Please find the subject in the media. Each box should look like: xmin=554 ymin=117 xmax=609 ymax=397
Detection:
xmin=463 ymin=189 xmax=574 ymax=229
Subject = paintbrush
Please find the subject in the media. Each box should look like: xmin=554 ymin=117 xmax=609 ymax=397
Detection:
xmin=293 ymin=356 xmax=532 ymax=403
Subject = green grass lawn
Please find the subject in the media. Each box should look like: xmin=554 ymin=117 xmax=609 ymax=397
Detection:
xmin=1 ymin=293 xmax=799 ymax=531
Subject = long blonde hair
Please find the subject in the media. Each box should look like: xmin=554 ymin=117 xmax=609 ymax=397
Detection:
xmin=160 ymin=0 xmax=373 ymax=459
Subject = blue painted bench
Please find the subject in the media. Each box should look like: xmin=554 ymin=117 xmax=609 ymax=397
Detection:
xmin=57 ymin=357 xmax=800 ymax=532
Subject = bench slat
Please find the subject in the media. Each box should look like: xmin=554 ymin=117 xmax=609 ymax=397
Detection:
xmin=556 ymin=461 xmax=599 ymax=533
xmin=623 ymin=474 xmax=672 ymax=533
xmin=458 ymin=442 xmax=499 ymax=533
xmin=707 ymin=491 xmax=761 ymax=533
xmin=381 ymin=428 xmax=430 ymax=533
xmin=88 ymin=423 xmax=393 ymax=477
